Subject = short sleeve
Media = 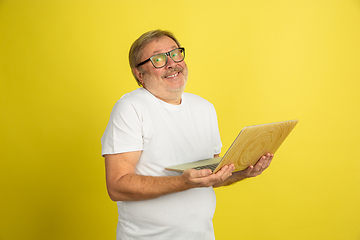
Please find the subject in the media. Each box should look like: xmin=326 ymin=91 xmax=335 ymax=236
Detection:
xmin=101 ymin=99 xmax=143 ymax=156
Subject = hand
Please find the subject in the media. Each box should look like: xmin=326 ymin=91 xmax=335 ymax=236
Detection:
xmin=238 ymin=153 xmax=274 ymax=178
xmin=212 ymin=153 xmax=274 ymax=187
xmin=181 ymin=164 xmax=235 ymax=188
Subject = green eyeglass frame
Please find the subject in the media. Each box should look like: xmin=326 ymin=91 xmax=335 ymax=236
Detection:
xmin=136 ymin=47 xmax=185 ymax=69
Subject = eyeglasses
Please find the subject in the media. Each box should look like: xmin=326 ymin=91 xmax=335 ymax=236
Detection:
xmin=136 ymin=47 xmax=185 ymax=69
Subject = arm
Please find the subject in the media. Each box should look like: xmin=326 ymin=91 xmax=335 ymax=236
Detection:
xmin=105 ymin=151 xmax=234 ymax=201
xmin=213 ymin=153 xmax=274 ymax=188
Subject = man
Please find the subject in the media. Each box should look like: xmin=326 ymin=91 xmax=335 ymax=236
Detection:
xmin=101 ymin=30 xmax=273 ymax=240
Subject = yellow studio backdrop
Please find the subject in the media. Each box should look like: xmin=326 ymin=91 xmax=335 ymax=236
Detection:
xmin=0 ymin=0 xmax=359 ymax=239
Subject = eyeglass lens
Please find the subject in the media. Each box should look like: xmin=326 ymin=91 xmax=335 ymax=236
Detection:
xmin=150 ymin=48 xmax=184 ymax=68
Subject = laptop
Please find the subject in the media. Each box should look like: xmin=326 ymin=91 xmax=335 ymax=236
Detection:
xmin=165 ymin=119 xmax=298 ymax=174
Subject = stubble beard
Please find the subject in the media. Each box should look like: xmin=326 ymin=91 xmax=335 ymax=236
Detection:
xmin=144 ymin=65 xmax=188 ymax=93
xmin=163 ymin=65 xmax=188 ymax=93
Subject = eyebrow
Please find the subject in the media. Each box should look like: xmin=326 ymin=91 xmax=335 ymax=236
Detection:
xmin=152 ymin=45 xmax=178 ymax=55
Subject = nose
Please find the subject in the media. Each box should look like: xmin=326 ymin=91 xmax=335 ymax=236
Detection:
xmin=165 ymin=54 xmax=177 ymax=69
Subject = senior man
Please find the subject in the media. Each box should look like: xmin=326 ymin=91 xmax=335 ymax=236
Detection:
xmin=101 ymin=29 xmax=273 ymax=240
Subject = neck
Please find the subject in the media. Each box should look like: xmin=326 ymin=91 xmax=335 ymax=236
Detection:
xmin=143 ymin=87 xmax=183 ymax=105
xmin=158 ymin=96 xmax=182 ymax=105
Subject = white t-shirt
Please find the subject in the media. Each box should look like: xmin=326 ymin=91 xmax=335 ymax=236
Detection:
xmin=101 ymin=88 xmax=222 ymax=240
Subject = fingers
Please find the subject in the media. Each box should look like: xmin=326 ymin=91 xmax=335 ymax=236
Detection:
xmin=182 ymin=153 xmax=274 ymax=187
xmin=256 ymin=153 xmax=273 ymax=169
xmin=190 ymin=168 xmax=212 ymax=178
xmin=182 ymin=164 xmax=235 ymax=188
xmin=182 ymin=169 xmax=211 ymax=183
xmin=246 ymin=153 xmax=273 ymax=177
xmin=215 ymin=164 xmax=235 ymax=181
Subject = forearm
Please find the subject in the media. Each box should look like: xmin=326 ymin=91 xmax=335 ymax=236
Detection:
xmin=107 ymin=173 xmax=191 ymax=201
xmin=105 ymin=152 xmax=237 ymax=201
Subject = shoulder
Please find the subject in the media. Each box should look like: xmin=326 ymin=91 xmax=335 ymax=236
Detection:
xmin=120 ymin=88 xmax=150 ymax=103
xmin=183 ymin=92 xmax=215 ymax=108
xmin=114 ymin=88 xmax=153 ymax=109
xmin=109 ymin=88 xmax=150 ymax=118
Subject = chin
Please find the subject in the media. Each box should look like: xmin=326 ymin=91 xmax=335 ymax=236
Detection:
xmin=170 ymin=87 xmax=185 ymax=93
xmin=168 ymin=81 xmax=187 ymax=93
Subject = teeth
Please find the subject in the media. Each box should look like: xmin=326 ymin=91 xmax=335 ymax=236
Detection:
xmin=166 ymin=72 xmax=179 ymax=78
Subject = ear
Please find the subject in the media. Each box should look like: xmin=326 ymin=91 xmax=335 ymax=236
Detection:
xmin=132 ymin=67 xmax=144 ymax=85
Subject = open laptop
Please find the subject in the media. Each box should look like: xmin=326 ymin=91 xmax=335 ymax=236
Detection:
xmin=165 ymin=119 xmax=298 ymax=174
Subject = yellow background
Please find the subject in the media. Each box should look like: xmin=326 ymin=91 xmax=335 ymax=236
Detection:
xmin=1 ymin=0 xmax=359 ymax=239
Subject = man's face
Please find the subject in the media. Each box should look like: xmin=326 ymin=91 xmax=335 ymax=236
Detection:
xmin=134 ymin=36 xmax=188 ymax=104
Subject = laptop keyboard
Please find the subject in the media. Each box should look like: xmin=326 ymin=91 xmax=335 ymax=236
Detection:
xmin=193 ymin=163 xmax=219 ymax=172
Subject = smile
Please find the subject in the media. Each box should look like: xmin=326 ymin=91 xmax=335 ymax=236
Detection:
xmin=165 ymin=72 xmax=179 ymax=78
